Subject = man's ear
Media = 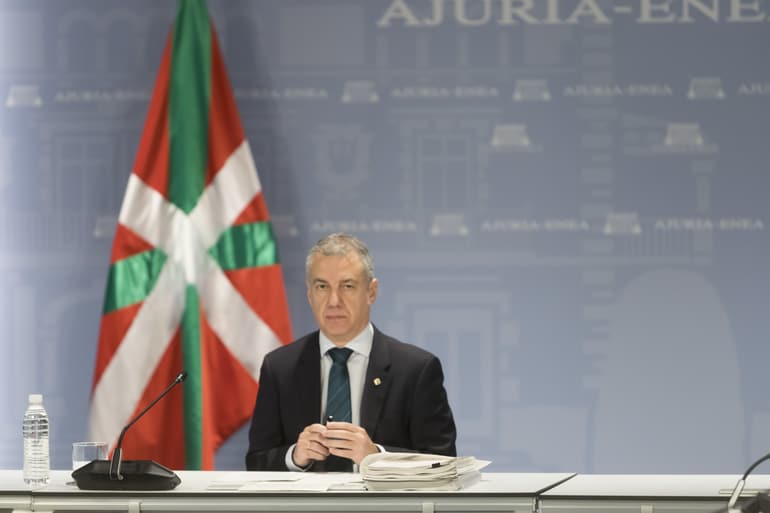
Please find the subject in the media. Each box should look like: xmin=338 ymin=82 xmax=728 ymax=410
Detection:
xmin=367 ymin=278 xmax=379 ymax=305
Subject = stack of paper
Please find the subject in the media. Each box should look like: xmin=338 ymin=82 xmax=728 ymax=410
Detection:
xmin=360 ymin=452 xmax=490 ymax=491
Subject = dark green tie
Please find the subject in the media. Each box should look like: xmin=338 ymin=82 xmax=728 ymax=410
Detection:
xmin=325 ymin=347 xmax=353 ymax=471
xmin=326 ymin=347 xmax=353 ymax=423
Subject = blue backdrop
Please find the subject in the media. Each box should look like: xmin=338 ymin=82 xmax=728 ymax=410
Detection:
xmin=0 ymin=0 xmax=769 ymax=473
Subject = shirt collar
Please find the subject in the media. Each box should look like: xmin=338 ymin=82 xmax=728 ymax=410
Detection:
xmin=319 ymin=323 xmax=373 ymax=358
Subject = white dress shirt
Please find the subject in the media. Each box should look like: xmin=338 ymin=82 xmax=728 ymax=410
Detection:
xmin=285 ymin=323 xmax=375 ymax=471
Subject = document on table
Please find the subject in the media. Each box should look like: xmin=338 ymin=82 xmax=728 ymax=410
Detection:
xmin=207 ymin=472 xmax=364 ymax=492
xmin=360 ymin=453 xmax=491 ymax=491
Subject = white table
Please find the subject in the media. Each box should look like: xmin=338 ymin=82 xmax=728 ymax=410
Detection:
xmin=0 ymin=470 xmax=575 ymax=513
xmin=539 ymin=474 xmax=770 ymax=513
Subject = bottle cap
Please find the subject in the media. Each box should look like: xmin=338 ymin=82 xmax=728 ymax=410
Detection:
xmin=28 ymin=394 xmax=43 ymax=404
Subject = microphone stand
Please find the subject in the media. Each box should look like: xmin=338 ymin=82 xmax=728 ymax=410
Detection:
xmin=728 ymin=453 xmax=770 ymax=513
xmin=73 ymin=371 xmax=187 ymax=490
xmin=108 ymin=372 xmax=187 ymax=481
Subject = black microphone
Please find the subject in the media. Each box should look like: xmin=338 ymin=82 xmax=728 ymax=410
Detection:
xmin=72 ymin=371 xmax=187 ymax=491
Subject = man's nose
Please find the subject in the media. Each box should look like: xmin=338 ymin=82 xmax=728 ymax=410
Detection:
xmin=328 ymin=288 xmax=341 ymax=306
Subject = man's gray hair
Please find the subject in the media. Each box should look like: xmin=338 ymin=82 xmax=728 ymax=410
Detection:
xmin=305 ymin=233 xmax=375 ymax=284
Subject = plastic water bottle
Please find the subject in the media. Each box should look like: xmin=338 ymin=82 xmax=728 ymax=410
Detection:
xmin=22 ymin=394 xmax=50 ymax=487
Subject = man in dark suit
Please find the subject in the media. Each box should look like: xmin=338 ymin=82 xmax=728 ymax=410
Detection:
xmin=246 ymin=233 xmax=456 ymax=471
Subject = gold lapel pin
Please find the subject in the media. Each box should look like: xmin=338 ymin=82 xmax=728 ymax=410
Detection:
xmin=373 ymin=377 xmax=382 ymax=386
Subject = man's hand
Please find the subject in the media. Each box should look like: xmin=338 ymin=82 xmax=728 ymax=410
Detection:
xmin=322 ymin=421 xmax=379 ymax=465
xmin=292 ymin=423 xmax=330 ymax=468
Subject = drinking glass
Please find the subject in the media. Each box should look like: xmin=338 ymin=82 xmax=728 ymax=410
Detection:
xmin=72 ymin=442 xmax=108 ymax=471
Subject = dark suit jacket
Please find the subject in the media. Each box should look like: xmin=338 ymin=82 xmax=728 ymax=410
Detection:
xmin=245 ymin=326 xmax=457 ymax=471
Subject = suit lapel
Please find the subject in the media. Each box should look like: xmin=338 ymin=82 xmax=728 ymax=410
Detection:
xmin=294 ymin=332 xmax=322 ymax=429
xmin=360 ymin=327 xmax=391 ymax=437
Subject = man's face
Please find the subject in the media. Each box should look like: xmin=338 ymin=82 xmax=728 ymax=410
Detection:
xmin=306 ymin=252 xmax=378 ymax=345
